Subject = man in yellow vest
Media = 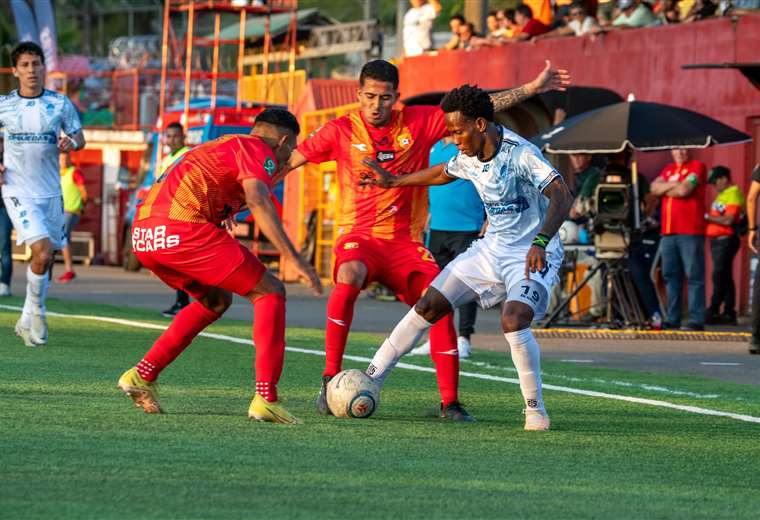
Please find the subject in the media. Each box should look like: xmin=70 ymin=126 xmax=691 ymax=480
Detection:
xmin=158 ymin=122 xmax=192 ymax=317
xmin=57 ymin=153 xmax=88 ymax=283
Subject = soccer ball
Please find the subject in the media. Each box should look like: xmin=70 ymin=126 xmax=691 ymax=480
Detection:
xmin=559 ymin=220 xmax=580 ymax=244
xmin=326 ymin=369 xmax=380 ymax=418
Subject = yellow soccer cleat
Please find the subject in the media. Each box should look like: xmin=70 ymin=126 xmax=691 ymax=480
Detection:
xmin=117 ymin=367 xmax=164 ymax=414
xmin=248 ymin=393 xmax=302 ymax=424
xmin=524 ymin=409 xmax=551 ymax=431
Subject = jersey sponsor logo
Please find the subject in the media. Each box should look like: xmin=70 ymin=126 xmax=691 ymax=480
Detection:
xmin=376 ymin=151 xmax=395 ymax=163
xmin=7 ymin=132 xmax=57 ymax=144
xmin=351 ymin=143 xmax=368 ymax=152
xmin=132 ymin=225 xmax=180 ymax=253
xmin=263 ymin=157 xmax=276 ymax=176
xmin=343 ymin=241 xmax=359 ymax=250
xmin=483 ymin=197 xmax=530 ymax=216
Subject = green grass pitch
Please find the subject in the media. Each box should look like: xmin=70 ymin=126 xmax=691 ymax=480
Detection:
xmin=1 ymin=297 xmax=760 ymax=519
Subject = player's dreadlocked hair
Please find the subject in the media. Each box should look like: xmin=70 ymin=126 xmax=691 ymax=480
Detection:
xmin=255 ymin=108 xmax=300 ymax=136
xmin=440 ymin=85 xmax=494 ymax=122
xmin=359 ymin=60 xmax=399 ymax=90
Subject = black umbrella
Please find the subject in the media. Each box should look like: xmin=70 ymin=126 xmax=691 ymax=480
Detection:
xmin=531 ymin=100 xmax=751 ymax=153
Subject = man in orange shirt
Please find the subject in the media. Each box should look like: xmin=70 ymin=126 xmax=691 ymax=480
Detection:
xmin=651 ymin=148 xmax=707 ymax=330
xmin=284 ymin=59 xmax=569 ymax=420
xmin=117 ymin=108 xmax=322 ymax=423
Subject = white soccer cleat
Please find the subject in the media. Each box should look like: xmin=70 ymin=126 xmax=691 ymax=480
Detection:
xmin=524 ymin=409 xmax=551 ymax=431
xmin=409 ymin=340 xmax=431 ymax=356
xmin=15 ymin=317 xmax=44 ymax=348
xmin=457 ymin=336 xmax=472 ymax=358
xmin=0 ymin=283 xmax=10 ymax=297
xmin=29 ymin=313 xmax=48 ymax=346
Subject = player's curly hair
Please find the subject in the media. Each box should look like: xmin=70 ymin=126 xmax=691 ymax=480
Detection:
xmin=255 ymin=108 xmax=300 ymax=136
xmin=440 ymin=84 xmax=494 ymax=122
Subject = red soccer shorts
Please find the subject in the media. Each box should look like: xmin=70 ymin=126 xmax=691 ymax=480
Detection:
xmin=132 ymin=218 xmax=266 ymax=300
xmin=333 ymin=233 xmax=440 ymax=305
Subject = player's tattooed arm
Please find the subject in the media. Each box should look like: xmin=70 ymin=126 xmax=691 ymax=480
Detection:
xmin=525 ymin=176 xmax=573 ymax=277
xmin=359 ymin=159 xmax=455 ymax=188
xmin=243 ymin=178 xmax=323 ymax=295
xmin=489 ymin=60 xmax=571 ymax=112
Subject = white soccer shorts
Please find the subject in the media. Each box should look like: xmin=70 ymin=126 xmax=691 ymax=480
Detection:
xmin=2 ymin=195 xmax=67 ymax=249
xmin=442 ymin=235 xmax=561 ymax=319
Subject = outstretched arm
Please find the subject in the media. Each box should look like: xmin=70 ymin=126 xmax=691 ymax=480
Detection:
xmin=525 ymin=176 xmax=573 ymax=277
xmin=359 ymin=159 xmax=456 ymax=188
xmin=489 ymin=60 xmax=571 ymax=112
xmin=243 ymin=178 xmax=322 ymax=295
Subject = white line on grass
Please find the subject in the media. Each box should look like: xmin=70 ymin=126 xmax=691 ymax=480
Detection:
xmin=560 ymin=359 xmax=595 ymax=363
xmin=2 ymin=304 xmax=759 ymax=425
xmin=700 ymin=362 xmax=742 ymax=366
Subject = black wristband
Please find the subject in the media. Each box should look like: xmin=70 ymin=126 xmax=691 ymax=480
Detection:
xmin=532 ymin=233 xmax=550 ymax=249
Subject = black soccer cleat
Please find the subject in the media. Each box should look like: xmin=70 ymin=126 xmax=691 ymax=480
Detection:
xmin=315 ymin=375 xmax=333 ymax=415
xmin=440 ymin=401 xmax=476 ymax=422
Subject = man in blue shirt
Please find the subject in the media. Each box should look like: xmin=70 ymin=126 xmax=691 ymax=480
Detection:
xmin=410 ymin=136 xmax=485 ymax=358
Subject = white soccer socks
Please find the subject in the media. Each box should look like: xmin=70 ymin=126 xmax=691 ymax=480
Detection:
xmin=21 ymin=266 xmax=49 ymax=325
xmin=367 ymin=307 xmax=432 ymax=386
xmin=504 ymin=328 xmax=545 ymax=413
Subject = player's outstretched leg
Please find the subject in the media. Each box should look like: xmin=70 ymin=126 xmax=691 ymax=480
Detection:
xmin=501 ymin=296 xmax=550 ymax=431
xmin=317 ymin=260 xmax=366 ymax=415
xmin=244 ymin=271 xmax=301 ymax=424
xmin=16 ymin=240 xmax=54 ymax=347
xmin=117 ymin=291 xmax=228 ymax=413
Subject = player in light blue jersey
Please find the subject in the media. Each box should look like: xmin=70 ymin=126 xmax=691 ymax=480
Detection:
xmin=0 ymin=42 xmax=86 ymax=347
xmin=361 ymin=84 xmax=573 ymax=430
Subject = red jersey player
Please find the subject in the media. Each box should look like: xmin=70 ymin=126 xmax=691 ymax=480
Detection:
xmin=117 ymin=109 xmax=322 ymax=424
xmin=285 ymin=59 xmax=570 ymax=421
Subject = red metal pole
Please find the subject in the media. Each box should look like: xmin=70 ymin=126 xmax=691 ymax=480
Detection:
xmin=183 ymin=2 xmax=195 ymax=128
xmin=211 ymin=12 xmax=221 ymax=111
xmin=236 ymin=9 xmax=246 ymax=112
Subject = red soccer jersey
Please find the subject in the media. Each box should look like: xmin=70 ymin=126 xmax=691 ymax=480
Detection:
xmin=298 ymin=105 xmax=448 ymax=242
xmin=136 ymin=134 xmax=277 ymax=225
xmin=657 ymin=159 xmax=707 ymax=235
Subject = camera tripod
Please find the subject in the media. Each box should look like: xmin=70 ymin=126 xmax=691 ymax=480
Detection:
xmin=541 ymin=255 xmax=648 ymax=329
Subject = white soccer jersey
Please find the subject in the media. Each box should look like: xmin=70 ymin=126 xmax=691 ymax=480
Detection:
xmin=0 ymin=89 xmax=82 ymax=198
xmin=444 ymin=125 xmax=563 ymax=260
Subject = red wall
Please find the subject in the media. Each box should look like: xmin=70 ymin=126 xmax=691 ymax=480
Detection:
xmin=399 ymin=14 xmax=760 ymax=312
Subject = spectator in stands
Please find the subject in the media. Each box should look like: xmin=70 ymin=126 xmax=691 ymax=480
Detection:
xmin=57 ymin=153 xmax=88 ymax=284
xmin=704 ymin=166 xmax=744 ymax=325
xmin=682 ymin=0 xmax=718 ymax=21
xmin=651 ymin=149 xmax=707 ymax=331
xmin=457 ymin=22 xmax=478 ymax=49
xmin=745 ymin=163 xmax=760 ymax=354
xmin=506 ymin=4 xmax=550 ymax=42
xmin=534 ymin=2 xmax=601 ymax=39
xmin=486 ymin=11 xmax=502 ymax=38
xmin=552 ymin=0 xmax=576 ymax=29
xmin=597 ymin=0 xmax=618 ymax=26
xmin=655 ymin=0 xmax=681 ymax=23
xmin=444 ymin=14 xmax=466 ymax=50
xmin=403 ymin=0 xmax=442 ymax=57
xmin=497 ymin=9 xmax=520 ymax=39
xmin=0 ymin=135 xmax=11 ymax=297
xmin=612 ymin=0 xmax=658 ymax=28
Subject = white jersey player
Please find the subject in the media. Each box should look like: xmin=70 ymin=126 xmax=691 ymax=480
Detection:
xmin=360 ymin=84 xmax=573 ymax=430
xmin=0 ymin=42 xmax=85 ymax=347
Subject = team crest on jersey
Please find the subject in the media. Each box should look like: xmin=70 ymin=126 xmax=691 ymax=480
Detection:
xmin=263 ymin=158 xmax=276 ymax=176
xmin=343 ymin=242 xmax=359 ymax=250
xmin=376 ymin=151 xmax=395 ymax=162
xmin=396 ymin=133 xmax=412 ymax=148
